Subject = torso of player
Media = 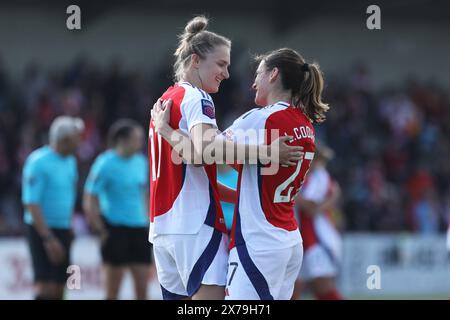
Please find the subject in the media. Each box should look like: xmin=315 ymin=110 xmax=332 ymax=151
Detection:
xmin=148 ymin=82 xmax=226 ymax=240
xmin=297 ymin=166 xmax=335 ymax=250
xmin=224 ymin=102 xmax=316 ymax=251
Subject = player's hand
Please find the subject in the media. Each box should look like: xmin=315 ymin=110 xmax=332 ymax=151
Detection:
xmin=43 ymin=237 xmax=66 ymax=265
xmin=151 ymin=99 xmax=172 ymax=133
xmin=271 ymin=136 xmax=304 ymax=166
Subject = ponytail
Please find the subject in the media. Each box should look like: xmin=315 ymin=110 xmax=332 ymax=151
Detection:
xmin=297 ymin=63 xmax=329 ymax=123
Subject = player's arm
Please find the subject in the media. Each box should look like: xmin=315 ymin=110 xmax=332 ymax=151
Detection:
xmin=160 ymin=119 xmax=273 ymax=165
xmin=161 ymin=126 xmax=239 ymax=171
xmin=153 ymin=99 xmax=303 ymax=166
xmin=295 ymin=194 xmax=321 ymax=217
xmin=150 ymin=99 xmax=203 ymax=165
xmin=160 ymin=126 xmax=202 ymax=166
xmin=296 ymin=181 xmax=339 ymax=217
xmin=218 ymin=182 xmax=237 ymax=203
xmin=191 ymin=123 xmax=304 ymax=166
xmin=151 ymin=99 xmax=219 ymax=165
xmin=317 ymin=181 xmax=341 ymax=212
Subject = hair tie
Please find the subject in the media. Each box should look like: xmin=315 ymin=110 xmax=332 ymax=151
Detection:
xmin=301 ymin=63 xmax=309 ymax=72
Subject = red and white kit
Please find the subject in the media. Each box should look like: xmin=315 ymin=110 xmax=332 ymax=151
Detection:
xmin=148 ymin=82 xmax=228 ymax=299
xmin=223 ymin=101 xmax=315 ymax=300
xmin=297 ymin=167 xmax=342 ymax=281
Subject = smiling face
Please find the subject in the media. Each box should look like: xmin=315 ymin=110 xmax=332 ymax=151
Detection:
xmin=252 ymin=60 xmax=272 ymax=106
xmin=196 ymin=45 xmax=230 ymax=93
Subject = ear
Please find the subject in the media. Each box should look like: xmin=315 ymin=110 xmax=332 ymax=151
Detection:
xmin=269 ymin=67 xmax=279 ymax=83
xmin=191 ymin=53 xmax=201 ymax=69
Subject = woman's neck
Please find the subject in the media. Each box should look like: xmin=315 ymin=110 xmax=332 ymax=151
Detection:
xmin=181 ymin=72 xmax=202 ymax=89
xmin=266 ymin=89 xmax=292 ymax=106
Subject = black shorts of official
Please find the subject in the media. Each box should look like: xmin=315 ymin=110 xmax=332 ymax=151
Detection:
xmin=26 ymin=225 xmax=73 ymax=284
xmin=101 ymin=221 xmax=152 ymax=266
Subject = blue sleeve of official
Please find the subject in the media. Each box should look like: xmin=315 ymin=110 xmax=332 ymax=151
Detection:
xmin=141 ymin=155 xmax=149 ymax=184
xmin=22 ymin=159 xmax=45 ymax=205
xmin=85 ymin=157 xmax=107 ymax=195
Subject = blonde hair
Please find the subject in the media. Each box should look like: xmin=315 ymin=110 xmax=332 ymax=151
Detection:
xmin=173 ymin=16 xmax=231 ymax=81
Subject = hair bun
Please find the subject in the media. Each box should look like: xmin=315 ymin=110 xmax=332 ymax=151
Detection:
xmin=185 ymin=16 xmax=208 ymax=36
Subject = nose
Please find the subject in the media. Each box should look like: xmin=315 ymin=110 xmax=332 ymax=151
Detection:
xmin=252 ymin=82 xmax=257 ymax=90
xmin=223 ymin=67 xmax=230 ymax=80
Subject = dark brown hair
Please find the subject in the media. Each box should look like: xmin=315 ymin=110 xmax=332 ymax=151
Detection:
xmin=107 ymin=119 xmax=140 ymax=147
xmin=257 ymin=48 xmax=329 ymax=123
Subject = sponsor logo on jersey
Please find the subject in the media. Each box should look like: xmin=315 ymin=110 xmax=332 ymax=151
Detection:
xmin=201 ymin=99 xmax=215 ymax=119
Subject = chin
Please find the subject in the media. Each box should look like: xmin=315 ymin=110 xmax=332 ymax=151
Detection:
xmin=208 ymin=85 xmax=219 ymax=94
xmin=255 ymin=97 xmax=265 ymax=107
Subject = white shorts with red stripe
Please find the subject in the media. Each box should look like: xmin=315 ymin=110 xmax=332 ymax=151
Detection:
xmin=152 ymin=224 xmax=229 ymax=299
xmin=299 ymin=214 xmax=342 ymax=281
xmin=298 ymin=244 xmax=340 ymax=281
xmin=225 ymin=243 xmax=303 ymax=300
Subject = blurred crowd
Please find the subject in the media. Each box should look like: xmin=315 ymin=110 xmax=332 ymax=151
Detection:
xmin=0 ymin=53 xmax=449 ymax=236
